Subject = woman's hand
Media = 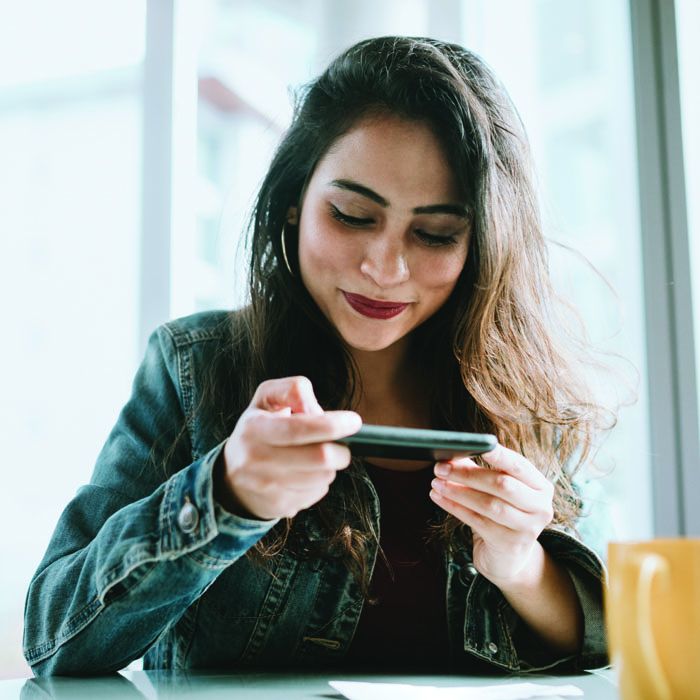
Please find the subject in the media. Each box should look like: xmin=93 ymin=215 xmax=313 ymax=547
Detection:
xmin=429 ymin=443 xmax=555 ymax=587
xmin=216 ymin=376 xmax=362 ymax=520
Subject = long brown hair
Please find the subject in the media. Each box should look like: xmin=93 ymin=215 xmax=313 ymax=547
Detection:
xmin=182 ymin=36 xmax=617 ymax=585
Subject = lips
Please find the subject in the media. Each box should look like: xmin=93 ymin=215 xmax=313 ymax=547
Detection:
xmin=342 ymin=291 xmax=409 ymax=320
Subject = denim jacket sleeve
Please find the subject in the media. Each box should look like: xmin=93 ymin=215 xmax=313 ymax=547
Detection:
xmin=462 ymin=527 xmax=608 ymax=672
xmin=23 ymin=324 xmax=277 ymax=676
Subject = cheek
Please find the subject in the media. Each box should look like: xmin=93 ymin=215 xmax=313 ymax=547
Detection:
xmin=299 ymin=219 xmax=353 ymax=281
xmin=415 ymin=248 xmax=467 ymax=293
xmin=299 ymin=217 xmax=359 ymax=272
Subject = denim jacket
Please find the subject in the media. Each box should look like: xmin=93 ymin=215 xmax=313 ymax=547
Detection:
xmin=23 ymin=310 xmax=608 ymax=676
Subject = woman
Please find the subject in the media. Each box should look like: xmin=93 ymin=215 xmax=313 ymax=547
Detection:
xmin=24 ymin=36 xmax=609 ymax=676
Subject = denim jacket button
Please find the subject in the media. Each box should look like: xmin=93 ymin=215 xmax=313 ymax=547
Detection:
xmin=177 ymin=500 xmax=199 ymax=533
xmin=487 ymin=642 xmax=498 ymax=655
xmin=458 ymin=563 xmax=478 ymax=585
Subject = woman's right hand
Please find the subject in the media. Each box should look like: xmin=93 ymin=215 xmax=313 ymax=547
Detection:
xmin=215 ymin=376 xmax=362 ymax=520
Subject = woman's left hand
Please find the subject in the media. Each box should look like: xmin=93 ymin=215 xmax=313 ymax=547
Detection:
xmin=430 ymin=443 xmax=555 ymax=587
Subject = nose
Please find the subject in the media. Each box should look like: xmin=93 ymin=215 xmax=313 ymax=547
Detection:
xmin=359 ymin=235 xmax=410 ymax=288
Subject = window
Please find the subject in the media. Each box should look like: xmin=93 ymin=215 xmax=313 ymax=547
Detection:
xmin=0 ymin=0 xmax=145 ymax=678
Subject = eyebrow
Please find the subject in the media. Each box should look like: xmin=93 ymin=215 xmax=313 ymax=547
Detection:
xmin=329 ymin=179 xmax=469 ymax=218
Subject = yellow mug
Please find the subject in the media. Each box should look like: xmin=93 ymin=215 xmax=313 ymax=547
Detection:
xmin=605 ymin=539 xmax=700 ymax=700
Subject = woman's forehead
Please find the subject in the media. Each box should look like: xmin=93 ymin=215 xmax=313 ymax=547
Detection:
xmin=310 ymin=115 xmax=461 ymax=204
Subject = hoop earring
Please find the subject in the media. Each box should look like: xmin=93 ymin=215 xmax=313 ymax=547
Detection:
xmin=281 ymin=224 xmax=295 ymax=277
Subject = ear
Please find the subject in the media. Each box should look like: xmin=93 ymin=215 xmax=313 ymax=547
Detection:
xmin=286 ymin=206 xmax=299 ymax=225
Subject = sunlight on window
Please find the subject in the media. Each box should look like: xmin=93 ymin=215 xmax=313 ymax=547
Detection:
xmin=0 ymin=1 xmax=144 ymax=87
xmin=0 ymin=1 xmax=145 ymax=678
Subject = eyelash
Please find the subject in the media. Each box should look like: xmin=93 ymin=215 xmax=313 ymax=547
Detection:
xmin=328 ymin=205 xmax=458 ymax=247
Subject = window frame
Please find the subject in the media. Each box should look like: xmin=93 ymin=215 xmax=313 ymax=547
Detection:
xmin=630 ymin=0 xmax=698 ymax=535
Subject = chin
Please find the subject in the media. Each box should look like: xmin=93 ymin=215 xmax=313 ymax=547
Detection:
xmin=338 ymin=326 xmax=408 ymax=353
xmin=324 ymin=303 xmax=418 ymax=352
xmin=346 ymin=339 xmax=396 ymax=352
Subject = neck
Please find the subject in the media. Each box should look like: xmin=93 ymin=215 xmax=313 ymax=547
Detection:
xmin=349 ymin=337 xmax=428 ymax=423
xmin=351 ymin=341 xmax=407 ymax=393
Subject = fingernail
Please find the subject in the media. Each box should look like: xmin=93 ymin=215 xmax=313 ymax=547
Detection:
xmin=431 ymin=478 xmax=445 ymax=492
xmin=434 ymin=462 xmax=450 ymax=477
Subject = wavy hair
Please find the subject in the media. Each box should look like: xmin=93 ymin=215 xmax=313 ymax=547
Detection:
xmin=192 ymin=36 xmax=617 ymax=587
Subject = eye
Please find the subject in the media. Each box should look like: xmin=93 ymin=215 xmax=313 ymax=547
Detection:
xmin=414 ymin=229 xmax=459 ymax=247
xmin=329 ymin=204 xmax=373 ymax=226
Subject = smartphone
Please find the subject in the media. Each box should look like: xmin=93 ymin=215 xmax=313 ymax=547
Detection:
xmin=337 ymin=424 xmax=498 ymax=461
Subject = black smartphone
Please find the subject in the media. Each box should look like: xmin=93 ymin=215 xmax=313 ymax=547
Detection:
xmin=337 ymin=424 xmax=498 ymax=461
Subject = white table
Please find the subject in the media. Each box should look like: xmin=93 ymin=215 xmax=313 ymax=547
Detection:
xmin=0 ymin=668 xmax=619 ymax=699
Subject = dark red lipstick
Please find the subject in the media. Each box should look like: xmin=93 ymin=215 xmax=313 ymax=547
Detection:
xmin=342 ymin=291 xmax=409 ymax=319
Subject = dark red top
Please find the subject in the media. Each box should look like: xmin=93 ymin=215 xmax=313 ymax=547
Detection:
xmin=346 ymin=461 xmax=450 ymax=670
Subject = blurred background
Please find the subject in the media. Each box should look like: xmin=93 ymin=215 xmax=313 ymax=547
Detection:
xmin=0 ymin=0 xmax=697 ymax=679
